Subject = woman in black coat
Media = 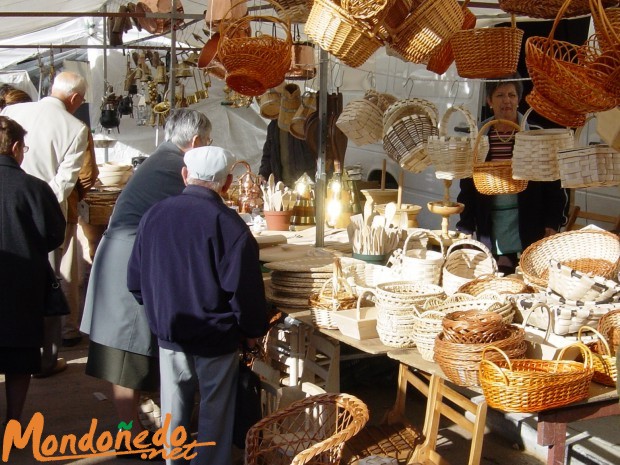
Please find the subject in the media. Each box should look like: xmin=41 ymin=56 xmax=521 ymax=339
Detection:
xmin=0 ymin=116 xmax=65 ymax=425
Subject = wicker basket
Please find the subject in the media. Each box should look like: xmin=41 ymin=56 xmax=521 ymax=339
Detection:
xmin=386 ymin=0 xmax=464 ymax=64
xmin=472 ymin=119 xmax=528 ymax=195
xmin=442 ymin=310 xmax=505 ymax=344
xmin=457 ymin=274 xmax=534 ymax=296
xmin=578 ymin=325 xmax=617 ymax=386
xmin=442 ymin=239 xmax=498 ymax=295
xmin=426 ymin=0 xmax=477 ymax=75
xmin=383 ymin=99 xmax=439 ymax=134
xmin=525 ymin=88 xmax=587 ymax=128
xmin=424 ymin=292 xmax=515 ymax=325
xmin=426 ymin=105 xmax=485 ymax=180
xmin=276 ymin=0 xmax=312 ymax=23
xmin=451 ymin=15 xmax=523 ymax=79
xmin=597 ymin=308 xmax=620 ymax=355
xmin=524 ymin=0 xmax=620 ymax=116
xmin=520 ymin=229 xmax=620 ymax=289
xmin=498 ymin=0 xmax=614 ymax=19
xmin=596 ymin=106 xmax=620 ymax=151
xmin=592 ymin=2 xmax=620 ymax=52
xmin=434 ymin=325 xmax=527 ymax=387
xmin=479 ymin=343 xmax=594 ymax=413
xmin=557 ymin=144 xmax=620 ymax=189
xmin=547 ymin=259 xmax=620 ymax=304
xmin=512 ymin=107 xmax=575 ymax=181
xmin=389 ymin=229 xmax=445 ymax=285
xmin=412 ymin=309 xmax=447 ymax=362
xmin=305 ymin=0 xmax=384 ymax=68
xmin=336 ymin=91 xmax=384 ymax=146
xmin=309 ymin=260 xmax=358 ymax=329
xmin=343 ymin=263 xmax=396 ymax=294
xmin=218 ymin=6 xmax=292 ymax=97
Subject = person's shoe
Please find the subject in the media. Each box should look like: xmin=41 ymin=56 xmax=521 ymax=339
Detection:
xmin=33 ymin=358 xmax=67 ymax=379
xmin=62 ymin=336 xmax=83 ymax=347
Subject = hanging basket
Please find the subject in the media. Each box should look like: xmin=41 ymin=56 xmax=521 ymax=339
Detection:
xmin=512 ymin=107 xmax=575 ymax=181
xmin=426 ymin=105 xmax=485 ymax=180
xmin=591 ymin=0 xmax=620 ymax=53
xmin=218 ymin=2 xmax=292 ymax=97
xmin=386 ymin=0 xmax=464 ymax=64
xmin=498 ymin=0 xmax=616 ymax=19
xmin=276 ymin=0 xmax=312 ymax=23
xmin=257 ymin=83 xmax=284 ymax=120
xmin=336 ymin=90 xmax=385 ymax=146
xmin=442 ymin=239 xmax=498 ymax=295
xmin=525 ymin=88 xmax=587 ymax=128
xmin=557 ymin=144 xmax=620 ymax=189
xmin=278 ymin=83 xmax=302 ymax=133
xmin=472 ymin=119 xmax=528 ymax=195
xmin=596 ymin=106 xmax=620 ymax=151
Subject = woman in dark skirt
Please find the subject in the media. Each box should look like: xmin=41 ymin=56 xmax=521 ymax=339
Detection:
xmin=0 ymin=116 xmax=66 ymax=425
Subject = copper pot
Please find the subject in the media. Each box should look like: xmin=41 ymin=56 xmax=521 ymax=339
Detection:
xmin=286 ymin=41 xmax=316 ymax=81
xmin=198 ymin=32 xmax=220 ymax=69
xmin=136 ymin=0 xmax=184 ymax=35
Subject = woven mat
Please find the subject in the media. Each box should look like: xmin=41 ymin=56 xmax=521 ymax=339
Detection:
xmin=265 ymin=256 xmax=362 ymax=272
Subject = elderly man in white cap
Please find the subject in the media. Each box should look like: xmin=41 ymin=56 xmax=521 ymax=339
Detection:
xmin=127 ymin=146 xmax=268 ymax=465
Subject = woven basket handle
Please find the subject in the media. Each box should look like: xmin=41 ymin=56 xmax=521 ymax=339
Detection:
xmin=402 ymin=228 xmax=446 ymax=257
xmin=481 ymin=345 xmax=512 ymax=384
xmin=590 ymin=0 xmax=620 ymax=44
xmin=445 ymin=238 xmax=498 ymax=274
xmin=556 ymin=341 xmax=593 ymax=369
xmin=520 ymin=302 xmax=554 ymax=342
xmin=578 ymin=325 xmax=611 ymax=357
xmin=356 ymin=289 xmax=377 ymax=320
xmin=473 ymin=119 xmax=521 ymax=163
xmin=438 ymin=105 xmax=478 ymax=141
xmin=422 ymin=295 xmax=446 ymax=310
xmin=417 ymin=309 xmax=446 ymax=322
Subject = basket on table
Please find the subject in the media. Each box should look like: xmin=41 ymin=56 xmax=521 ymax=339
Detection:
xmin=308 ymin=260 xmax=358 ymax=329
xmin=597 ymin=308 xmax=620 ymax=355
xmin=217 ymin=2 xmax=292 ymax=96
xmin=383 ymin=100 xmax=439 ymax=173
xmin=457 ymin=274 xmax=534 ymax=296
xmin=479 ymin=342 xmax=594 ymax=413
xmin=451 ymin=14 xmax=524 ymax=79
xmin=525 ymin=88 xmax=587 ymax=128
xmin=519 ymin=228 xmax=620 ymax=289
xmin=442 ymin=239 xmax=498 ymax=295
xmin=512 ymin=107 xmax=575 ymax=181
xmin=547 ymin=259 xmax=620 ymax=304
xmin=389 ymin=229 xmax=445 ymax=285
xmin=578 ymin=326 xmax=617 ymax=386
xmin=524 ymin=0 xmax=620 ymax=118
xmin=426 ymin=105 xmax=487 ymax=180
xmin=433 ymin=324 xmax=527 ymax=387
xmin=336 ymin=90 xmax=386 ymax=146
xmin=472 ymin=119 xmax=528 ymax=195
xmin=426 ymin=0 xmax=477 ymax=75
xmin=412 ymin=310 xmax=447 ymax=362
xmin=373 ymin=281 xmax=445 ymax=348
xmin=426 ymin=291 xmax=515 ymax=324
xmin=305 ymin=0 xmax=385 ymax=68
xmin=385 ymin=0 xmax=464 ymax=64
xmin=343 ymin=263 xmax=396 ymax=294
xmin=442 ymin=309 xmax=505 ymax=344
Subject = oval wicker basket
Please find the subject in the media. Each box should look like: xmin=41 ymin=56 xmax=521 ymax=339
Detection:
xmin=519 ymin=229 xmax=620 ymax=289
xmin=578 ymin=326 xmax=617 ymax=386
xmin=512 ymin=107 xmax=575 ymax=181
xmin=390 ymin=229 xmax=445 ymax=285
xmin=524 ymin=88 xmax=587 ymax=128
xmin=343 ymin=263 xmax=396 ymax=294
xmin=457 ymin=274 xmax=534 ymax=296
xmin=424 ymin=292 xmax=515 ymax=325
xmin=479 ymin=342 xmax=594 ymax=413
xmin=472 ymin=119 xmax=528 ymax=195
xmin=442 ymin=239 xmax=498 ymax=295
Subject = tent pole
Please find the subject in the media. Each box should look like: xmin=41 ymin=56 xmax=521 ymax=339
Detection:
xmin=315 ymin=48 xmax=328 ymax=248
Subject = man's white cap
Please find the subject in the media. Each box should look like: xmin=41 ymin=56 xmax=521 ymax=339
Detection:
xmin=184 ymin=146 xmax=236 ymax=183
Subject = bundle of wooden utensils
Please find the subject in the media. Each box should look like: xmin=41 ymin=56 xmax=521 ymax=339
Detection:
xmin=261 ymin=174 xmax=295 ymax=212
xmin=347 ymin=209 xmax=403 ymax=256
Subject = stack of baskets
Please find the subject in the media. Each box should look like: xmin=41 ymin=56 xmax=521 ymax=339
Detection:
xmin=442 ymin=239 xmax=498 ymax=295
xmin=479 ymin=342 xmax=594 ymax=412
xmin=383 ymin=99 xmax=439 ymax=173
xmin=336 ymin=90 xmax=396 ymax=146
xmin=389 ymin=229 xmax=445 ymax=285
xmin=434 ymin=313 xmax=527 ymax=387
xmin=373 ymin=281 xmax=445 ymax=348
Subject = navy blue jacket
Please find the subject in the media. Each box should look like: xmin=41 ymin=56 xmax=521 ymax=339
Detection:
xmin=127 ymin=185 xmax=268 ymax=357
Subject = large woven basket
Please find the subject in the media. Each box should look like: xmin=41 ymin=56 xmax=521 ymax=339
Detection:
xmin=457 ymin=274 xmax=534 ymax=296
xmin=386 ymin=0 xmax=464 ymax=64
xmin=525 ymin=88 xmax=587 ymax=128
xmin=498 ymin=0 xmax=616 ymax=19
xmin=512 ymin=108 xmax=575 ymax=181
xmin=520 ymin=229 xmax=620 ymax=289
xmin=218 ymin=4 xmax=292 ymax=97
xmin=389 ymin=229 xmax=445 ymax=285
xmin=524 ymin=0 xmax=620 ymax=116
xmin=383 ymin=98 xmax=439 ymax=134
xmin=336 ymin=91 xmax=384 ymax=146
xmin=479 ymin=343 xmax=594 ymax=413
xmin=451 ymin=15 xmax=523 ymax=79
xmin=472 ymin=119 xmax=528 ymax=195
xmin=305 ymin=0 xmax=384 ymax=68
xmin=557 ymin=144 xmax=620 ymax=189
xmin=442 ymin=239 xmax=498 ymax=295
xmin=426 ymin=105 xmax=485 ymax=180
xmin=547 ymin=259 xmax=620 ymax=304
xmin=578 ymin=326 xmax=617 ymax=386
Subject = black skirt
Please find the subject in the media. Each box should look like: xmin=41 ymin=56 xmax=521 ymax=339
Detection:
xmin=0 ymin=346 xmax=41 ymax=374
xmin=85 ymin=341 xmax=159 ymax=391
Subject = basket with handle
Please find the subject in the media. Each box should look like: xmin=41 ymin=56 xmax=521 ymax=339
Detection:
xmin=309 ymin=260 xmax=358 ymax=329
xmin=525 ymin=88 xmax=587 ymax=128
xmin=597 ymin=308 xmax=620 ymax=356
xmin=217 ymin=1 xmax=292 ymax=97
xmin=305 ymin=0 xmax=384 ymax=68
xmin=512 ymin=107 xmax=575 ymax=181
xmin=389 ymin=228 xmax=445 ymax=285
xmin=591 ymin=0 xmax=620 ymax=53
xmin=547 ymin=259 xmax=620 ymax=304
xmin=479 ymin=342 xmax=594 ymax=413
xmin=578 ymin=325 xmax=617 ymax=386
xmin=457 ymin=274 xmax=534 ymax=296
xmin=426 ymin=105 xmax=486 ymax=180
xmin=451 ymin=14 xmax=524 ymax=79
xmin=331 ymin=290 xmax=380 ymax=340
xmin=343 ymin=262 xmax=396 ymax=294
xmin=524 ymin=0 xmax=620 ymax=116
xmin=383 ymin=98 xmax=439 ymax=134
xmin=472 ymin=119 xmax=528 ymax=195
xmin=520 ymin=229 xmax=620 ymax=289
xmin=386 ymin=0 xmax=464 ymax=64
xmin=442 ymin=239 xmax=498 ymax=295
xmin=336 ymin=90 xmax=385 ymax=146
xmin=426 ymin=0 xmax=477 ymax=75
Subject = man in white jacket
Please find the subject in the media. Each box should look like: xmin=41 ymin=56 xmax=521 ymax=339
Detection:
xmin=3 ymin=71 xmax=89 ymax=376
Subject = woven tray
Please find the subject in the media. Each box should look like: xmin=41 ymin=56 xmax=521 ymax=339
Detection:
xmin=479 ymin=343 xmax=594 ymax=413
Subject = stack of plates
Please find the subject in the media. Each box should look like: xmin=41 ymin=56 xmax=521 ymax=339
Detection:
xmin=264 ymin=257 xmax=362 ymax=309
